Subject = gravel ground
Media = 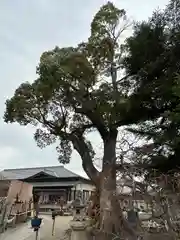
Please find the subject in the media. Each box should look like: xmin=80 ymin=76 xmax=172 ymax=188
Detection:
xmin=0 ymin=215 xmax=72 ymax=240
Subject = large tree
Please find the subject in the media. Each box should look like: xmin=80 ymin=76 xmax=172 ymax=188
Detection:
xmin=4 ymin=3 xmax=133 ymax=237
xmin=122 ymin=0 xmax=180 ymax=177
xmin=3 ymin=1 xmax=173 ymax=238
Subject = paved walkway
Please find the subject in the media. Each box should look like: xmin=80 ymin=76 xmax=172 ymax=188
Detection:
xmin=0 ymin=215 xmax=72 ymax=240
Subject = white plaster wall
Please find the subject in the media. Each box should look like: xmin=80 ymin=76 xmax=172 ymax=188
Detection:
xmin=72 ymin=183 xmax=95 ymax=191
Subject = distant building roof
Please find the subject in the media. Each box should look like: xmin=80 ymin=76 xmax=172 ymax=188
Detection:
xmin=0 ymin=166 xmax=86 ymax=181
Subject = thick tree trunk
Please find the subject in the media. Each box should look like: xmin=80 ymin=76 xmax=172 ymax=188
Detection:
xmin=99 ymin=172 xmax=117 ymax=239
xmin=99 ymin=130 xmax=137 ymax=240
xmin=71 ymin=130 xmax=137 ymax=239
xmin=99 ymin=130 xmax=118 ymax=240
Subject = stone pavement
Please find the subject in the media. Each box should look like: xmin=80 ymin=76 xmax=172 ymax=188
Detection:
xmin=0 ymin=215 xmax=72 ymax=240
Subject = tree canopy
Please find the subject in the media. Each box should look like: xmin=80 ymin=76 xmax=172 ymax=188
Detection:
xmin=4 ymin=2 xmax=133 ymax=183
xmin=4 ymin=0 xmax=180 ymax=183
xmin=124 ymin=0 xmax=180 ymax=176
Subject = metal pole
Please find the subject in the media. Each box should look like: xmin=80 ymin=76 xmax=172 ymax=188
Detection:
xmin=35 ymin=229 xmax=38 ymax=240
xmin=52 ymin=218 xmax=55 ymax=236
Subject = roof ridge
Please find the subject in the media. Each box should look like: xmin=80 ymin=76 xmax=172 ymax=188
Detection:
xmin=64 ymin=167 xmax=81 ymax=177
xmin=2 ymin=166 xmax=89 ymax=181
xmin=3 ymin=165 xmax=64 ymax=171
xmin=63 ymin=167 xmax=90 ymax=180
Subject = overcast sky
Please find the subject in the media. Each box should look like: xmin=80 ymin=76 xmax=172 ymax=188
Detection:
xmin=0 ymin=0 xmax=169 ymax=176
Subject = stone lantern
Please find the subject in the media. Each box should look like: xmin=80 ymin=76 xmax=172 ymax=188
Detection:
xmin=72 ymin=195 xmax=85 ymax=221
xmin=70 ymin=195 xmax=88 ymax=240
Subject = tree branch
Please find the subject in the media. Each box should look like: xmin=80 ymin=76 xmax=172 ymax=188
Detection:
xmin=115 ymin=97 xmax=179 ymax=127
xmin=62 ymin=80 xmax=109 ymax=140
xmin=43 ymin=117 xmax=99 ymax=185
xmin=71 ymin=123 xmax=94 ymax=135
xmin=69 ymin=134 xmax=100 ymax=185
xmin=75 ymin=107 xmax=108 ymax=140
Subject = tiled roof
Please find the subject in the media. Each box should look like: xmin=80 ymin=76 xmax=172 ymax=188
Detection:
xmin=0 ymin=166 xmax=82 ymax=180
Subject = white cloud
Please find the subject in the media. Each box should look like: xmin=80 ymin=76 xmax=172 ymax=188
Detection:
xmin=0 ymin=146 xmax=21 ymax=170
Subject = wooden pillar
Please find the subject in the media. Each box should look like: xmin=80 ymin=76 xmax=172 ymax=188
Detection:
xmin=71 ymin=190 xmax=74 ymax=201
xmin=69 ymin=189 xmax=71 ymax=201
xmin=68 ymin=189 xmax=71 ymax=201
xmin=66 ymin=189 xmax=71 ymax=202
xmin=66 ymin=189 xmax=68 ymax=201
xmin=82 ymin=190 xmax=85 ymax=202
xmin=66 ymin=189 xmax=68 ymax=202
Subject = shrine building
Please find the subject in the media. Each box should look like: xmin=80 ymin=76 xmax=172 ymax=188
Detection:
xmin=0 ymin=165 xmax=94 ymax=204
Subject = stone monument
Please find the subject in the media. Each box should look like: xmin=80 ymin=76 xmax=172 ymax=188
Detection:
xmin=127 ymin=209 xmax=139 ymax=229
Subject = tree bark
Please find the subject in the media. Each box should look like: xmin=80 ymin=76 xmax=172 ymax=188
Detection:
xmin=71 ymin=134 xmax=100 ymax=185
xmin=70 ymin=128 xmax=137 ymax=239
xmin=99 ymin=130 xmax=137 ymax=240
xmin=99 ymin=130 xmax=118 ymax=240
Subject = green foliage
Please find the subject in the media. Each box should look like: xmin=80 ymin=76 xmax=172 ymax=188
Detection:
xmin=5 ymin=0 xmax=180 ymax=179
xmin=88 ymin=2 xmax=126 ymax=69
xmin=123 ymin=0 xmax=180 ymax=175
xmin=4 ymin=2 xmax=130 ymax=169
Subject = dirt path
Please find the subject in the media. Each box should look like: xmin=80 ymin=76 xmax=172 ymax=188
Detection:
xmin=0 ymin=215 xmax=72 ymax=240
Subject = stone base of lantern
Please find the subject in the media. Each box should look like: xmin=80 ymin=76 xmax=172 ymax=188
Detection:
xmin=72 ymin=208 xmax=86 ymax=221
xmin=70 ymin=220 xmax=88 ymax=240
